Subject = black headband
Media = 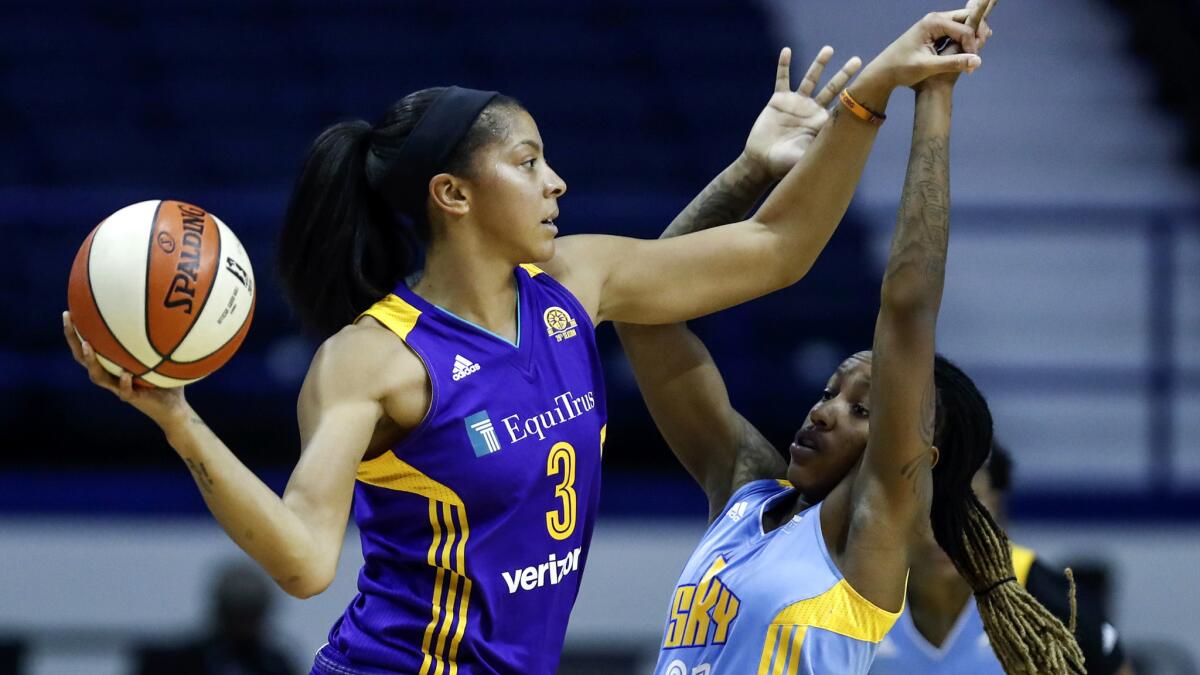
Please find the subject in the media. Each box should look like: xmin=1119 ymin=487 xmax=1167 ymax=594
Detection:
xmin=375 ymin=86 xmax=500 ymax=215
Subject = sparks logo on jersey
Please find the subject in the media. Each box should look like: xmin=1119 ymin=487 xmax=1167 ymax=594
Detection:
xmin=501 ymin=546 xmax=582 ymax=594
xmin=543 ymin=306 xmax=578 ymax=342
xmin=464 ymin=410 xmax=502 ymax=456
xmin=663 ymin=556 xmax=741 ymax=649
xmin=727 ymin=501 xmax=749 ymax=522
xmin=451 ymin=354 xmax=481 ymax=381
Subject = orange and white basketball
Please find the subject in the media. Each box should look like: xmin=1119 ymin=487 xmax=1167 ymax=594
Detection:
xmin=67 ymin=200 xmax=255 ymax=388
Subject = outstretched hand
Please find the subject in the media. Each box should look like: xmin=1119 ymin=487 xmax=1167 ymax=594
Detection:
xmin=743 ymin=46 xmax=862 ymax=179
xmin=63 ymin=311 xmax=190 ymax=429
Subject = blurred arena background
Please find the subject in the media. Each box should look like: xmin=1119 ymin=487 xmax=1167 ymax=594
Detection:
xmin=2 ymin=0 xmax=1198 ymax=673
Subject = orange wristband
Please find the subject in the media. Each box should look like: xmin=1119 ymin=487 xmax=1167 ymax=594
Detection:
xmin=839 ymin=89 xmax=886 ymax=126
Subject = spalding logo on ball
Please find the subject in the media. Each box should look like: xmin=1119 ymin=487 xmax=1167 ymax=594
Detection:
xmin=67 ymin=200 xmax=255 ymax=388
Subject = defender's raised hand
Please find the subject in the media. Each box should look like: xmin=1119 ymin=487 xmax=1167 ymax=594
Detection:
xmin=924 ymin=0 xmax=998 ymax=89
xmin=858 ymin=10 xmax=986 ymax=93
xmin=743 ymin=46 xmax=862 ymax=180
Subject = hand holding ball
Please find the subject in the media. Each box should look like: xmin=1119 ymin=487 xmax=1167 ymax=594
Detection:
xmin=67 ymin=200 xmax=255 ymax=388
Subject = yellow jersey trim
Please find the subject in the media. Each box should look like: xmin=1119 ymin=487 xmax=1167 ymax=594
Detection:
xmin=770 ymin=577 xmax=902 ymax=642
xmin=357 ymin=452 xmax=469 ymax=674
xmin=519 ymin=263 xmax=545 ymax=277
xmin=358 ymin=451 xmax=464 ymax=505
xmin=758 ymin=624 xmax=808 ymax=675
xmin=360 ymin=293 xmax=422 ymax=340
xmin=1011 ymin=544 xmax=1037 ymax=588
xmin=756 ymin=578 xmax=902 ymax=674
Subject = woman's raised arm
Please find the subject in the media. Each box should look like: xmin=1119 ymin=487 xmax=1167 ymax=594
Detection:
xmin=549 ymin=11 xmax=983 ymax=326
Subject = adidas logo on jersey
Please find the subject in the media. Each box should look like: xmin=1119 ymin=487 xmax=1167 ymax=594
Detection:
xmin=727 ymin=501 xmax=749 ymax=522
xmin=451 ymin=354 xmax=481 ymax=381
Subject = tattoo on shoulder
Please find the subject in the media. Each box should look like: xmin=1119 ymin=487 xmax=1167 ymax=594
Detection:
xmin=918 ymin=377 xmax=936 ymax=447
xmin=732 ymin=418 xmax=787 ymax=485
xmin=899 ymin=452 xmax=932 ymax=496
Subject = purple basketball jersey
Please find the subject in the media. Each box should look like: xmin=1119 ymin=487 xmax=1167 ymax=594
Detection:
xmin=313 ymin=264 xmax=607 ymax=675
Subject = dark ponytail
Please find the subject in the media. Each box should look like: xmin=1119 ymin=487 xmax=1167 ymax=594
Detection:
xmin=929 ymin=355 xmax=1086 ymax=674
xmin=278 ymin=87 xmax=523 ymax=337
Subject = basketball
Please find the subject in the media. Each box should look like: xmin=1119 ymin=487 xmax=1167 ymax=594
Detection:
xmin=67 ymin=200 xmax=255 ymax=388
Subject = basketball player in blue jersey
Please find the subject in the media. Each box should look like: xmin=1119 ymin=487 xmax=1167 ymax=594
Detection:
xmin=618 ymin=3 xmax=1087 ymax=673
xmin=871 ymin=442 xmax=1133 ymax=675
xmin=62 ymin=15 xmax=982 ymax=674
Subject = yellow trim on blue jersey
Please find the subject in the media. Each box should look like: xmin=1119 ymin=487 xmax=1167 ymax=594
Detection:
xmin=360 ymin=293 xmax=422 ymax=340
xmin=770 ymin=578 xmax=902 ymax=642
xmin=357 ymin=452 xmax=470 ymax=675
xmin=754 ymin=578 xmax=901 ymax=674
xmin=1011 ymin=544 xmax=1037 ymax=588
xmin=758 ymin=624 xmax=810 ymax=675
xmin=519 ymin=263 xmax=545 ymax=277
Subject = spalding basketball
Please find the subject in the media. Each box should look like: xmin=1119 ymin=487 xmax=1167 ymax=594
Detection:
xmin=67 ymin=200 xmax=255 ymax=388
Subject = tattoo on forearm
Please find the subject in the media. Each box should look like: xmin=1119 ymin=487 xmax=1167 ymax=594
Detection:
xmin=184 ymin=457 xmax=216 ymax=494
xmin=661 ymin=164 xmax=772 ymax=239
xmin=883 ymin=136 xmax=950 ymax=290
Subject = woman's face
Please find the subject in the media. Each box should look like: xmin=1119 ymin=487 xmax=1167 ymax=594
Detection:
xmin=462 ymin=108 xmax=567 ymax=262
xmin=787 ymin=352 xmax=873 ymax=500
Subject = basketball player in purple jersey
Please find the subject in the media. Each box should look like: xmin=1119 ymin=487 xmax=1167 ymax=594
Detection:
xmin=63 ymin=20 xmax=982 ymax=673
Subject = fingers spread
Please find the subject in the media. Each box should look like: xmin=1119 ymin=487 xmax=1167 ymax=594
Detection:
xmin=775 ymin=47 xmax=793 ymax=93
xmin=814 ymin=56 xmax=862 ymax=107
xmin=797 ymin=45 xmax=834 ymax=96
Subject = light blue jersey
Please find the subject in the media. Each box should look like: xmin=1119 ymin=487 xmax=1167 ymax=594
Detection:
xmin=652 ymin=480 xmax=902 ymax=675
xmin=869 ymin=546 xmax=1038 ymax=675
xmin=870 ymin=599 xmax=1003 ymax=675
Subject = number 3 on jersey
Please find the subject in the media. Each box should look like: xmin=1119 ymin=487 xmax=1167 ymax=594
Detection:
xmin=546 ymin=441 xmax=576 ymax=540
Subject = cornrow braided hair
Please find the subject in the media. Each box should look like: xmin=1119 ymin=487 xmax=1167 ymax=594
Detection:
xmin=929 ymin=356 xmax=1086 ymax=674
